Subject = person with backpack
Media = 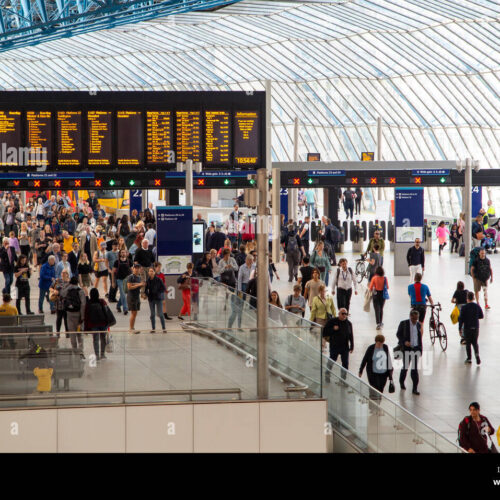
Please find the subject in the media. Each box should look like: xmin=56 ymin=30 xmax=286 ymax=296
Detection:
xmin=145 ymin=267 xmax=167 ymax=333
xmin=281 ymin=224 xmax=304 ymax=283
xmin=451 ymin=281 xmax=468 ymax=345
xmin=84 ymin=287 xmax=108 ymax=361
xmin=354 ymin=187 xmax=363 ymax=215
xmin=342 ymin=188 xmax=355 ymax=219
xmin=459 ymin=291 xmax=484 ymax=365
xmin=284 ymin=284 xmax=306 ymax=319
xmin=408 ymin=272 xmax=434 ymax=330
xmin=299 ymin=216 xmax=310 ymax=257
xmin=331 ymin=258 xmax=358 ymax=312
xmin=178 ymin=262 xmax=194 ymax=320
xmin=458 ymin=402 xmax=496 ymax=453
xmin=471 ymin=248 xmax=492 ymax=309
xmin=61 ymin=276 xmax=86 ymax=352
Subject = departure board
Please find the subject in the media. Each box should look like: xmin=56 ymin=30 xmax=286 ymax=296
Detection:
xmin=0 ymin=91 xmax=265 ymax=170
xmin=0 ymin=111 xmax=22 ymax=166
xmin=176 ymin=111 xmax=201 ymax=163
xmin=205 ymin=110 xmax=230 ymax=164
xmin=26 ymin=111 xmax=52 ymax=167
xmin=117 ymin=111 xmax=143 ymax=166
xmin=234 ymin=111 xmax=259 ymax=165
xmin=88 ymin=111 xmax=112 ymax=166
xmin=147 ymin=111 xmax=173 ymax=165
xmin=57 ymin=111 xmax=82 ymax=167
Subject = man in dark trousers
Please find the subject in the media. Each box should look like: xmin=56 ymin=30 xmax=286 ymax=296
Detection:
xmin=323 ymin=308 xmax=354 ymax=383
xmin=458 ymin=402 xmax=495 ymax=453
xmin=86 ymin=192 xmax=99 ymax=212
xmin=406 ymin=238 xmax=425 ymax=283
xmin=298 ymin=216 xmax=310 ymax=257
xmin=281 ymin=224 xmax=305 ymax=282
xmin=396 ymin=309 xmax=422 ymax=395
xmin=0 ymin=237 xmax=17 ymax=294
xmin=458 ymin=291 xmax=484 ymax=365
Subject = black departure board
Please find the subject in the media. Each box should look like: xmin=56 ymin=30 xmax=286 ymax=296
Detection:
xmin=0 ymin=111 xmax=22 ymax=166
xmin=176 ymin=111 xmax=201 ymax=163
xmin=88 ymin=111 xmax=112 ymax=166
xmin=205 ymin=110 xmax=230 ymax=164
xmin=234 ymin=111 xmax=259 ymax=166
xmin=117 ymin=111 xmax=143 ymax=166
xmin=26 ymin=111 xmax=52 ymax=167
xmin=0 ymin=91 xmax=265 ymax=170
xmin=147 ymin=111 xmax=173 ymax=165
xmin=57 ymin=111 xmax=82 ymax=167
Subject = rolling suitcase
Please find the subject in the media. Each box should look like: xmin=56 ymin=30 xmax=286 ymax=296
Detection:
xmin=458 ymin=242 xmax=465 ymax=257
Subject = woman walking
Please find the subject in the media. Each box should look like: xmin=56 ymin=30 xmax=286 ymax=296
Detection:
xmin=114 ymin=249 xmax=131 ymax=315
xmin=369 ymin=266 xmax=388 ymax=330
xmin=310 ymin=284 xmax=335 ymax=328
xmin=304 ymin=268 xmax=325 ymax=309
xmin=452 ymin=281 xmax=468 ymax=344
xmin=77 ymin=252 xmax=93 ymax=296
xmin=436 ymin=221 xmax=450 ymax=256
xmin=178 ymin=262 xmax=194 ymax=320
xmin=310 ymin=241 xmax=331 ymax=285
xmin=14 ymin=254 xmax=33 ymax=314
xmin=269 ymin=290 xmax=283 ymax=324
xmin=84 ymin=288 xmax=108 ymax=361
xmin=359 ymin=334 xmax=394 ymax=411
xmin=93 ymin=242 xmax=109 ymax=296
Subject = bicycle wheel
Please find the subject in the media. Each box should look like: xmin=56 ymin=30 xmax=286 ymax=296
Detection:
xmin=355 ymin=261 xmax=366 ymax=283
xmin=438 ymin=322 xmax=447 ymax=351
xmin=429 ymin=321 xmax=436 ymax=345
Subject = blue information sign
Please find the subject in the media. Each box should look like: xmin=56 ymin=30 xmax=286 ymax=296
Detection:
xmin=307 ymin=170 xmax=345 ymax=176
xmin=129 ymin=189 xmax=142 ymax=215
xmin=411 ymin=169 xmax=450 ymax=176
xmin=280 ymin=188 xmax=288 ymax=222
xmin=472 ymin=186 xmax=482 ymax=216
xmin=156 ymin=206 xmax=193 ymax=256
xmin=395 ymin=188 xmax=424 ymax=242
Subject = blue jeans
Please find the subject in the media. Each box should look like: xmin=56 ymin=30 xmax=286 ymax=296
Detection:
xmin=116 ymin=279 xmax=128 ymax=312
xmin=3 ymin=271 xmax=13 ymax=294
xmin=228 ymin=294 xmax=243 ymax=329
xmin=307 ymin=202 xmax=315 ymax=218
xmin=149 ymin=300 xmax=165 ymax=330
xmin=38 ymin=287 xmax=54 ymax=313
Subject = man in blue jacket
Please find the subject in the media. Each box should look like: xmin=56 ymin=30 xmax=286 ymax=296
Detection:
xmin=39 ymin=255 xmax=56 ymax=314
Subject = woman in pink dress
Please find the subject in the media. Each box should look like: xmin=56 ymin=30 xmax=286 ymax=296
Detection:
xmin=436 ymin=221 xmax=450 ymax=256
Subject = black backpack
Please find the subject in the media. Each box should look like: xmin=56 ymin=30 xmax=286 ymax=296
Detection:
xmin=344 ymin=190 xmax=353 ymax=201
xmin=287 ymin=234 xmax=298 ymax=254
xmin=64 ymin=287 xmax=82 ymax=313
xmin=474 ymin=257 xmax=491 ymax=282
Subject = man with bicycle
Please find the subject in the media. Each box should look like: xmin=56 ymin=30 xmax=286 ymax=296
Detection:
xmin=408 ymin=272 xmax=433 ymax=331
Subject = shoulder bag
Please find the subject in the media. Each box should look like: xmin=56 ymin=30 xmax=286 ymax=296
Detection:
xmin=382 ymin=277 xmax=390 ymax=300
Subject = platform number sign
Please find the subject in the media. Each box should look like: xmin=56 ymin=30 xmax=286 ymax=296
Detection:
xmin=130 ymin=189 xmax=142 ymax=214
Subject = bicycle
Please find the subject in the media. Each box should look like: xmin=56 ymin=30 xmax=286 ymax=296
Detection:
xmin=427 ymin=303 xmax=447 ymax=351
xmin=354 ymin=253 xmax=369 ymax=284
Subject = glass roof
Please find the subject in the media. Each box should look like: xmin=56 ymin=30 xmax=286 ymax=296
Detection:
xmin=0 ymin=0 xmax=497 ymax=175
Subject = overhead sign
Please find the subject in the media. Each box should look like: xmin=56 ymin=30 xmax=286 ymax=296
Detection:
xmin=307 ymin=170 xmax=345 ymax=176
xmin=307 ymin=153 xmax=321 ymax=161
xmin=395 ymin=188 xmax=424 ymax=242
xmin=412 ymin=169 xmax=450 ymax=176
xmin=361 ymin=152 xmax=374 ymax=161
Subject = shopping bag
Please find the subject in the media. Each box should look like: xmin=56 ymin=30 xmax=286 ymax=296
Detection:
xmin=105 ymin=332 xmax=114 ymax=353
xmin=363 ymin=288 xmax=372 ymax=312
xmin=450 ymin=305 xmax=460 ymax=325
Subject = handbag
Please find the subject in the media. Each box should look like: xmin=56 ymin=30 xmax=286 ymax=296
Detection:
xmin=388 ymin=380 xmax=395 ymax=393
xmin=319 ymin=297 xmax=333 ymax=321
xmin=450 ymin=305 xmax=460 ymax=325
xmin=382 ymin=277 xmax=390 ymax=300
xmin=102 ymin=303 xmax=116 ymax=327
xmin=363 ymin=288 xmax=372 ymax=312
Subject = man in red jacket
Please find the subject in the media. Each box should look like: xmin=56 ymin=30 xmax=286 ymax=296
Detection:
xmin=458 ymin=402 xmax=495 ymax=453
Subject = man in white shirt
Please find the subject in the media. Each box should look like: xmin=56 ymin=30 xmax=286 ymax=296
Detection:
xmin=331 ymin=258 xmax=358 ymax=312
xmin=237 ymin=255 xmax=255 ymax=293
xmin=144 ymin=223 xmax=156 ymax=248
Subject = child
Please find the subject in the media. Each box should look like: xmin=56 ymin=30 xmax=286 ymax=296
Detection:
xmin=450 ymin=223 xmax=460 ymax=253
xmin=436 ymin=221 xmax=450 ymax=256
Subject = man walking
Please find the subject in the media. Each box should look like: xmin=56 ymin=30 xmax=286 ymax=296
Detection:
xmin=331 ymin=258 xmax=357 ymax=312
xmin=342 ymin=188 xmax=355 ymax=219
xmin=365 ymin=230 xmax=385 ymax=266
xmin=396 ymin=309 xmax=422 ymax=395
xmin=407 ymin=238 xmax=425 ymax=283
xmin=299 ymin=216 xmax=310 ymax=257
xmin=458 ymin=291 xmax=484 ymax=365
xmin=408 ymin=272 xmax=434 ymax=331
xmin=237 ymin=254 xmax=255 ymax=293
xmin=0 ymin=237 xmax=17 ymax=294
xmin=281 ymin=224 xmax=305 ymax=282
xmin=470 ymin=248 xmax=492 ymax=309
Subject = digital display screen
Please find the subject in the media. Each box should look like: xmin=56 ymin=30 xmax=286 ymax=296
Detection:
xmin=0 ymin=91 xmax=264 ymax=170
xmin=57 ymin=111 xmax=82 ymax=167
xmin=26 ymin=111 xmax=52 ymax=167
xmin=147 ymin=111 xmax=173 ymax=165
xmin=0 ymin=111 xmax=22 ymax=166
xmin=193 ymin=222 xmax=205 ymax=254
xmin=205 ymin=110 xmax=230 ymax=164
xmin=234 ymin=111 xmax=259 ymax=165
xmin=88 ymin=111 xmax=112 ymax=166
xmin=176 ymin=111 xmax=201 ymax=163
xmin=117 ymin=111 xmax=143 ymax=166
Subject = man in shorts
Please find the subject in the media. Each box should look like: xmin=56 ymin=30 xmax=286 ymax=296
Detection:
xmin=408 ymin=272 xmax=434 ymax=330
xmin=471 ymin=248 xmax=492 ymax=309
xmin=127 ymin=263 xmax=145 ymax=333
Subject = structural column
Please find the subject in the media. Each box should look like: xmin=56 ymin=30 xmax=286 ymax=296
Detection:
xmin=464 ymin=158 xmax=472 ymax=274
xmin=271 ymin=167 xmax=280 ymax=264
